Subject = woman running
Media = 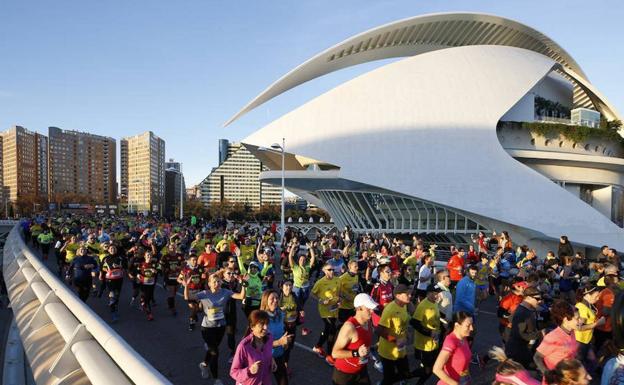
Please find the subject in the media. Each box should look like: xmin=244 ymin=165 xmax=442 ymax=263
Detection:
xmin=432 ymin=311 xmax=474 ymax=385
xmin=260 ymin=290 xmax=293 ymax=385
xmin=184 ymin=270 xmax=245 ymax=383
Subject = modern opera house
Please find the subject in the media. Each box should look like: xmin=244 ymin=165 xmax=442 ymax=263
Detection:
xmin=226 ymin=13 xmax=624 ymax=252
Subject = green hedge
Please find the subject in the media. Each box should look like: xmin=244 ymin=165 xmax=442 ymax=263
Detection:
xmin=514 ymin=121 xmax=624 ymax=145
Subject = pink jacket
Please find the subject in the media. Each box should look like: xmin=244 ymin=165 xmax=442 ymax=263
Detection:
xmin=230 ymin=333 xmax=274 ymax=385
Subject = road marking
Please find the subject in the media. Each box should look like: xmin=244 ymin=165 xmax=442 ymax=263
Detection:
xmin=477 ymin=310 xmax=497 ymax=316
xmin=294 ymin=342 xmax=315 ymax=353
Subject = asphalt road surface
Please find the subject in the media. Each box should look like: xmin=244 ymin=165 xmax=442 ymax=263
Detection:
xmin=33 ymin=245 xmax=503 ymax=385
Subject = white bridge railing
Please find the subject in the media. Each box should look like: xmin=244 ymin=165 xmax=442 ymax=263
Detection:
xmin=2 ymin=225 xmax=172 ymax=385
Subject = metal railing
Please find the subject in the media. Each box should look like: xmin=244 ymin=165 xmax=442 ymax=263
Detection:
xmin=2 ymin=225 xmax=172 ymax=385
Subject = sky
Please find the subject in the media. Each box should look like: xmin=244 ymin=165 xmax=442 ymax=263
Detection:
xmin=1 ymin=1 xmax=622 ymax=186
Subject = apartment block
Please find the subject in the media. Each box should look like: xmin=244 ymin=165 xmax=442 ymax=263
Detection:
xmin=47 ymin=127 xmax=117 ymax=204
xmin=0 ymin=126 xmax=48 ymax=203
xmin=120 ymin=131 xmax=165 ymax=214
xmin=199 ymin=140 xmax=281 ymax=208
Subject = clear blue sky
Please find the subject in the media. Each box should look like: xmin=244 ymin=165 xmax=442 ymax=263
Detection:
xmin=1 ymin=1 xmax=622 ymax=186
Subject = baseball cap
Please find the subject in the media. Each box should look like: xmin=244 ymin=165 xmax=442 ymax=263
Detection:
xmin=353 ymin=293 xmax=379 ymax=310
xmin=426 ymin=284 xmax=442 ymax=293
xmin=394 ymin=284 xmax=411 ymax=296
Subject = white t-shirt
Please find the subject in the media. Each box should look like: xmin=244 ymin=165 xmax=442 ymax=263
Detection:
xmin=417 ymin=265 xmax=433 ymax=291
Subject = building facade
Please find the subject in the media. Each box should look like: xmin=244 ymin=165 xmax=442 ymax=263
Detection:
xmin=0 ymin=126 xmax=48 ymax=205
xmin=48 ymin=127 xmax=117 ymax=204
xmin=228 ymin=13 xmax=624 ymax=252
xmin=120 ymin=131 xmax=165 ymax=214
xmin=164 ymin=159 xmax=185 ymax=218
xmin=198 ymin=140 xmax=281 ymax=208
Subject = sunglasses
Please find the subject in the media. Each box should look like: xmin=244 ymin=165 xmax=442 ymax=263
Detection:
xmin=531 ymin=295 xmax=543 ymax=300
xmin=228 ymin=260 xmax=236 ymax=263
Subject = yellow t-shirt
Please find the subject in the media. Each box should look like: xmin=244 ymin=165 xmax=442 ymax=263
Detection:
xmin=280 ymin=294 xmax=298 ymax=324
xmin=65 ymin=243 xmax=80 ymax=262
xmin=338 ymin=272 xmax=359 ymax=310
xmin=378 ymin=301 xmax=410 ymax=360
xmin=413 ymin=298 xmax=440 ymax=351
xmin=239 ymin=245 xmax=256 ymax=266
xmin=312 ymin=277 xmax=340 ymax=319
xmin=575 ymin=302 xmax=596 ymax=344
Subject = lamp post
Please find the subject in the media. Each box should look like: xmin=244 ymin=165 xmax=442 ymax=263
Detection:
xmin=259 ymin=138 xmax=285 ymax=243
xmin=179 ymin=163 xmax=184 ymax=220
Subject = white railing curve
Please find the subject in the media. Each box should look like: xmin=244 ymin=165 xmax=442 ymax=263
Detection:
xmin=2 ymin=225 xmax=172 ymax=385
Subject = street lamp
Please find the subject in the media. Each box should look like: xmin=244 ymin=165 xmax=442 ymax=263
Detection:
xmin=259 ymin=138 xmax=285 ymax=244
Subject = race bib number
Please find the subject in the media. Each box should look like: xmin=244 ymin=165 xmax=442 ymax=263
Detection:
xmin=207 ymin=307 xmax=225 ymax=321
xmin=106 ymin=269 xmax=123 ymax=279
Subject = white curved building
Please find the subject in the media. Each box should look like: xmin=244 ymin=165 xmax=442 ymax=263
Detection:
xmin=228 ymin=12 xmax=624 ymax=251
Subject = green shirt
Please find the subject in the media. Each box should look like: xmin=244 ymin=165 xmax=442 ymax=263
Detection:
xmin=292 ymin=264 xmax=311 ymax=288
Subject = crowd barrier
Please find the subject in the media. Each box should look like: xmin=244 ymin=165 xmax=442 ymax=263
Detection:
xmin=2 ymin=225 xmax=172 ymax=385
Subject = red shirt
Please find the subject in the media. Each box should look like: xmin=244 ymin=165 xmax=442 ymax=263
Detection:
xmin=498 ymin=293 xmax=523 ymax=327
xmin=447 ymin=254 xmax=465 ymax=282
xmin=334 ymin=317 xmax=373 ymax=374
xmin=181 ymin=265 xmax=206 ymax=291
xmin=371 ymin=281 xmax=394 ymax=311
xmin=198 ymin=251 xmax=217 ymax=272
xmin=467 ymin=251 xmax=479 ymax=265
xmin=595 ymin=287 xmax=615 ymax=332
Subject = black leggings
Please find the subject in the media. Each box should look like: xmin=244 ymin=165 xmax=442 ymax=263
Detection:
xmin=225 ymin=323 xmax=236 ymax=352
xmin=106 ymin=279 xmax=123 ymax=313
xmin=332 ymin=368 xmax=371 ymax=385
xmin=380 ymin=356 xmax=410 ymax=385
xmin=74 ymin=279 xmax=92 ymax=302
xmin=274 ymin=355 xmax=288 ymax=385
xmin=316 ymin=317 xmax=337 ymax=352
xmin=284 ymin=322 xmax=297 ymax=363
xmin=201 ymin=326 xmax=226 ymax=379
xmin=140 ymin=284 xmax=155 ymax=313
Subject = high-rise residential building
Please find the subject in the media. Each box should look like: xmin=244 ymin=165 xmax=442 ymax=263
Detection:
xmin=164 ymin=158 xmax=185 ymax=218
xmin=120 ymin=131 xmax=165 ymax=214
xmin=198 ymin=139 xmax=281 ymax=208
xmin=0 ymin=125 xmax=48 ymax=204
xmin=48 ymin=127 xmax=117 ymax=204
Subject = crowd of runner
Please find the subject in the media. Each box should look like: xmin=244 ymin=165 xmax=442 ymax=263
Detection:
xmin=20 ymin=215 xmax=624 ymax=385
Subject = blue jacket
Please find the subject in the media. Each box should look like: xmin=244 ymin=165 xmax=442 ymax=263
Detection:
xmin=454 ymin=276 xmax=476 ymax=315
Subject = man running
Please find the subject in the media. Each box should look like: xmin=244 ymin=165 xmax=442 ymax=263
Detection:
xmin=331 ymin=293 xmax=378 ymax=385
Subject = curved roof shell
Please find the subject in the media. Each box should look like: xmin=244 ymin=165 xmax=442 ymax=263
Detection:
xmin=226 ymin=12 xmax=609 ymax=125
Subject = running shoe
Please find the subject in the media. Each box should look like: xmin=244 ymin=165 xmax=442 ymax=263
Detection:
xmin=111 ymin=312 xmax=119 ymax=323
xmin=147 ymin=313 xmax=154 ymax=321
xmin=312 ymin=345 xmax=327 ymax=358
xmin=214 ymin=379 xmax=224 ymax=385
xmin=301 ymin=327 xmax=311 ymax=336
xmin=325 ymin=355 xmax=336 ymax=366
xmin=198 ymin=362 xmax=210 ymax=379
xmin=373 ymin=359 xmax=384 ymax=373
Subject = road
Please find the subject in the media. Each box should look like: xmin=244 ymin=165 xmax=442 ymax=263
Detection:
xmin=31 ymin=244 xmax=502 ymax=385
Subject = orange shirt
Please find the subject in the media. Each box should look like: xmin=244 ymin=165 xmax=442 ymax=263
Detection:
xmin=447 ymin=254 xmax=465 ymax=282
xmin=198 ymin=251 xmax=217 ymax=272
xmin=595 ymin=287 xmax=615 ymax=332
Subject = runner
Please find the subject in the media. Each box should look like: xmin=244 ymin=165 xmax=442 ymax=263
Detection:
xmin=377 ymin=284 xmax=412 ymax=385
xmin=185 ymin=270 xmax=245 ymax=383
xmin=312 ymin=261 xmax=341 ymax=365
xmin=288 ymin=240 xmax=315 ymax=335
xmin=99 ymin=244 xmax=126 ymax=322
xmin=66 ymin=246 xmax=98 ymax=302
xmin=260 ymin=290 xmax=293 ymax=385
xmin=331 ymin=293 xmax=378 ymax=385
xmin=432 ymin=311 xmax=474 ymax=385
xmin=137 ymin=250 xmax=159 ymax=320
xmin=159 ymin=244 xmax=185 ymax=316
xmin=177 ymin=252 xmax=206 ymax=330
xmin=338 ymin=259 xmax=361 ymax=326
xmin=411 ymin=284 xmax=443 ymax=385
xmin=222 ymin=263 xmax=243 ymax=363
